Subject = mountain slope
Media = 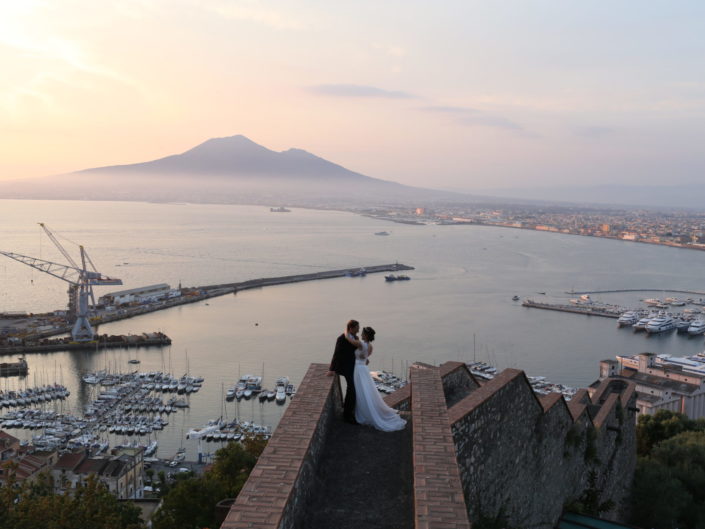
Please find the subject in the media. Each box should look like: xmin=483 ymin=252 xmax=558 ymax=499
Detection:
xmin=1 ymin=135 xmax=468 ymax=206
xmin=79 ymin=135 xmax=374 ymax=182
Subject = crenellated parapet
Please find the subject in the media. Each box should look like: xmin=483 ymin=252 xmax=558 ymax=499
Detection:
xmin=220 ymin=362 xmax=636 ymax=529
xmin=445 ymin=366 xmax=636 ymax=528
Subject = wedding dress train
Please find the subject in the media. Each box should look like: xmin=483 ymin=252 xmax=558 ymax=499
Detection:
xmin=353 ymin=342 xmax=406 ymax=432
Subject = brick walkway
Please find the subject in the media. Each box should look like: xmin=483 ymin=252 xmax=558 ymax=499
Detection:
xmin=304 ymin=417 xmax=413 ymax=529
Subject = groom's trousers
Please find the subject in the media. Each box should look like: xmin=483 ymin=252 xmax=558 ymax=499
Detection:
xmin=342 ymin=372 xmax=357 ymax=422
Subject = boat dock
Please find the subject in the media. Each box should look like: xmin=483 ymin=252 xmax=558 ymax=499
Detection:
xmin=1 ymin=264 xmax=414 ymax=345
xmin=0 ymin=333 xmax=172 ymax=355
xmin=0 ymin=357 xmax=28 ymax=376
xmin=197 ymin=263 xmax=414 ymax=292
xmin=521 ymin=300 xmax=620 ymax=319
xmin=566 ymin=288 xmax=705 ymax=296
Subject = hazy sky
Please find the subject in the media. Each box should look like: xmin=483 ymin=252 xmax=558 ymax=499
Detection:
xmin=1 ymin=1 xmax=704 ymax=191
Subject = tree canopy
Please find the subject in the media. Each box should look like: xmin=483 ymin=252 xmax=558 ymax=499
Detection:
xmin=0 ymin=467 xmax=144 ymax=529
xmin=632 ymin=413 xmax=705 ymax=529
xmin=636 ymin=409 xmax=705 ymax=456
xmin=151 ymin=437 xmax=266 ymax=529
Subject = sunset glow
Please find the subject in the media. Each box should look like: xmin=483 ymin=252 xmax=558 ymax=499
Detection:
xmin=1 ymin=1 xmax=704 ymax=191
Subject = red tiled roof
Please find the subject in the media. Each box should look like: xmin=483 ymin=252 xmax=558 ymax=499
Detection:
xmin=54 ymin=450 xmax=86 ymax=471
xmin=75 ymin=458 xmax=108 ymax=475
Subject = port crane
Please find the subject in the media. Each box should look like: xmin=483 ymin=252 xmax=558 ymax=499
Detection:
xmin=0 ymin=223 xmax=122 ymax=342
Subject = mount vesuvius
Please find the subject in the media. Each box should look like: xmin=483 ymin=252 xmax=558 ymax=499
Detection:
xmin=2 ymin=135 xmax=470 ymax=206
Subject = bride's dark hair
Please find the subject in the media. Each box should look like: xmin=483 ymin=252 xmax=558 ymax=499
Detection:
xmin=362 ymin=326 xmax=375 ymax=341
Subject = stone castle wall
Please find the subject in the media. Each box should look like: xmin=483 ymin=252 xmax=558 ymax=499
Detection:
xmin=222 ymin=362 xmax=636 ymax=529
xmin=446 ymin=368 xmax=636 ymax=529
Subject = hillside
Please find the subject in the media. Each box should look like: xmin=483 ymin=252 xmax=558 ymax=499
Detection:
xmin=1 ymin=135 xmax=469 ymax=207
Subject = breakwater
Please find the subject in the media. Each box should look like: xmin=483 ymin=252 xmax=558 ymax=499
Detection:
xmin=521 ymin=300 xmax=620 ymax=319
xmin=0 ymin=332 xmax=172 ymax=355
xmin=197 ymin=263 xmax=414 ymax=292
xmin=0 ymin=357 xmax=28 ymax=376
xmin=3 ymin=264 xmax=414 ymax=344
xmin=566 ymin=288 xmax=705 ymax=296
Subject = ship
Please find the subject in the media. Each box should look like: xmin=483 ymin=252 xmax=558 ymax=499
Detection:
xmin=385 ymin=274 xmax=410 ymax=282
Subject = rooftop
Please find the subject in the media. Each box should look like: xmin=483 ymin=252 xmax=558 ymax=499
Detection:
xmin=54 ymin=450 xmax=86 ymax=471
xmin=620 ymin=369 xmax=700 ymax=394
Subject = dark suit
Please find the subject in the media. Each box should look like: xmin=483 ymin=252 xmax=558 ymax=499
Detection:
xmin=330 ymin=333 xmax=357 ymax=421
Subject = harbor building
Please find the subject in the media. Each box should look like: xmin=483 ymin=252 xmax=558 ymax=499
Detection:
xmin=600 ymin=353 xmax=705 ymax=419
xmin=99 ymin=284 xmax=180 ymax=306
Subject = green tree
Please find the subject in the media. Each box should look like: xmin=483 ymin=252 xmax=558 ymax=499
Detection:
xmin=209 ymin=437 xmax=265 ymax=496
xmin=636 ymin=409 xmax=705 ymax=456
xmin=630 ymin=459 xmax=691 ymax=529
xmin=630 ymin=430 xmax=705 ymax=528
xmin=151 ymin=476 xmax=226 ymax=529
xmin=0 ymin=470 xmax=144 ymax=529
xmin=152 ymin=439 xmax=266 ymax=529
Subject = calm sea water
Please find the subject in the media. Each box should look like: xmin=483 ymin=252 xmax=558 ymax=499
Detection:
xmin=2 ymin=199 xmax=705 ymax=459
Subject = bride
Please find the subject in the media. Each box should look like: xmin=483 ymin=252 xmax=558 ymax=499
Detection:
xmin=345 ymin=327 xmax=406 ymax=432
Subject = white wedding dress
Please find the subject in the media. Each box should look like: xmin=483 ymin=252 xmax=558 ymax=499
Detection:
xmin=353 ymin=341 xmax=406 ymax=432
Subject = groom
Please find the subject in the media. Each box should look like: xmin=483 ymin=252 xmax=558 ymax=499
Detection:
xmin=327 ymin=319 xmax=359 ymax=424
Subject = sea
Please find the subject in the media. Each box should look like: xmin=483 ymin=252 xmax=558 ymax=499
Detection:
xmin=2 ymin=199 xmax=705 ymax=460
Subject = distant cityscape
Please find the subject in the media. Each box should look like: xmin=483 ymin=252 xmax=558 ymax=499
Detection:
xmin=360 ymin=203 xmax=705 ymax=251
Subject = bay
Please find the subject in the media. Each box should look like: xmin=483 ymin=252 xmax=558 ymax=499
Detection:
xmin=2 ymin=199 xmax=705 ymax=460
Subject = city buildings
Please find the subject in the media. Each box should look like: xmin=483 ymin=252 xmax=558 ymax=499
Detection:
xmin=599 ymin=353 xmax=705 ymax=419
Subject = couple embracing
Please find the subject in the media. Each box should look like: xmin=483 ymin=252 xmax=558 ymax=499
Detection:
xmin=327 ymin=319 xmax=406 ymax=432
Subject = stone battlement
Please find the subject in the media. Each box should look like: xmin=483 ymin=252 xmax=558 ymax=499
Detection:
xmin=222 ymin=362 xmax=636 ymax=529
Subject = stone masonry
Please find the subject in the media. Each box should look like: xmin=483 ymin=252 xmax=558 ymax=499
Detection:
xmin=448 ymin=368 xmax=636 ymax=528
xmin=222 ymin=361 xmax=637 ymax=529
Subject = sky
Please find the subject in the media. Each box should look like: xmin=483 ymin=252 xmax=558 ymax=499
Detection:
xmin=1 ymin=0 xmax=704 ymax=192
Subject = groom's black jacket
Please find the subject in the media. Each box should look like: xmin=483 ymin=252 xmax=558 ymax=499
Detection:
xmin=330 ymin=333 xmax=356 ymax=378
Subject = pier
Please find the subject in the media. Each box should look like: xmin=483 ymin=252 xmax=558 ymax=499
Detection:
xmin=566 ymin=288 xmax=705 ymax=296
xmin=195 ymin=262 xmax=414 ymax=292
xmin=0 ymin=357 xmax=28 ymax=376
xmin=521 ymin=300 xmax=620 ymax=318
xmin=0 ymin=333 xmax=172 ymax=355
xmin=1 ymin=264 xmax=414 ymax=345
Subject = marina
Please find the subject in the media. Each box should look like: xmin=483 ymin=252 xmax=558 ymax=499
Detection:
xmin=467 ymin=361 xmax=577 ymax=400
xmin=5 ymin=202 xmax=705 ymax=461
xmin=521 ymin=300 xmax=621 ymax=318
xmin=523 ymin=295 xmax=705 ymax=343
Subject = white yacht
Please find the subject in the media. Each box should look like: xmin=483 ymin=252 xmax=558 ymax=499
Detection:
xmin=645 ymin=314 xmax=677 ymax=334
xmin=633 ymin=312 xmax=656 ymax=332
xmin=688 ymin=320 xmax=705 ymax=336
xmin=617 ymin=311 xmax=639 ymax=327
xmin=644 ymin=298 xmax=661 ymax=306
xmin=676 ymin=319 xmax=691 ymax=333
xmin=275 ymin=384 xmax=286 ymax=404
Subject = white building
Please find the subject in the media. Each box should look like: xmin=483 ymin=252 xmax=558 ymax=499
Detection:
xmin=99 ymin=284 xmax=180 ymax=306
xmin=600 ymin=353 xmax=705 ymax=419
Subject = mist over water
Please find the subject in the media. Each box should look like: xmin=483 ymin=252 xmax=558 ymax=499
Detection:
xmin=3 ymin=199 xmax=705 ymax=458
